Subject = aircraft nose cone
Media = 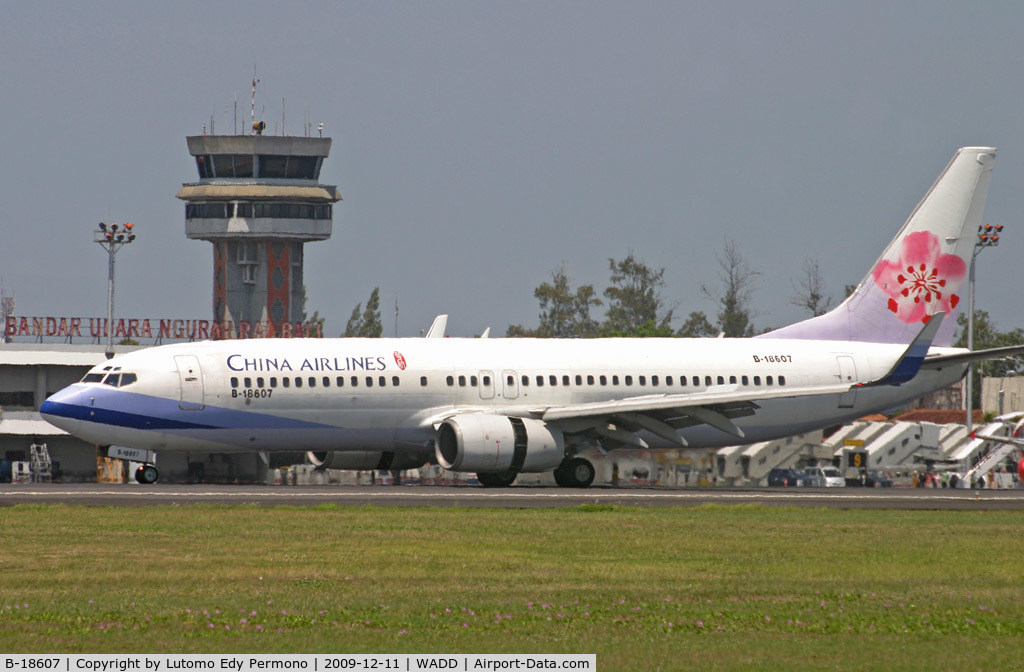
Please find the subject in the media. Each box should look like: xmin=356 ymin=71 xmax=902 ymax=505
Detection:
xmin=40 ymin=386 xmax=85 ymax=435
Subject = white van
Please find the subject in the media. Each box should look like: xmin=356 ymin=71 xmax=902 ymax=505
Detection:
xmin=800 ymin=466 xmax=846 ymax=488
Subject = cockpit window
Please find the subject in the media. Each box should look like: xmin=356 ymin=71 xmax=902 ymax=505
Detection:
xmin=119 ymin=373 xmax=138 ymax=387
xmin=103 ymin=374 xmax=121 ymax=387
xmin=82 ymin=373 xmax=105 ymax=383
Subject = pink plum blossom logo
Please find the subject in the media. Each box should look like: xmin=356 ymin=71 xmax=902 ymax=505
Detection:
xmin=872 ymin=231 xmax=966 ymax=324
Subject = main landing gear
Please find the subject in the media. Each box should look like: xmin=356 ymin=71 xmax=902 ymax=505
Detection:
xmin=553 ymin=457 xmax=596 ymax=488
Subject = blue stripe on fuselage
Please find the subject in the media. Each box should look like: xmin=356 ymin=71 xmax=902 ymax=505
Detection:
xmin=42 ymin=386 xmax=336 ymax=432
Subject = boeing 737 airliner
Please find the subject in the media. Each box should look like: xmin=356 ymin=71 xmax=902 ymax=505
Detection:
xmin=41 ymin=147 xmax=1023 ymax=486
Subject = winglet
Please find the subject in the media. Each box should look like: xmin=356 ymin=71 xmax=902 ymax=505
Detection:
xmin=425 ymin=315 xmax=448 ymax=338
xmin=862 ymin=312 xmax=945 ymax=386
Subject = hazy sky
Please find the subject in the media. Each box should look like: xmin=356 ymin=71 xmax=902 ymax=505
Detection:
xmin=2 ymin=1 xmax=1022 ymax=338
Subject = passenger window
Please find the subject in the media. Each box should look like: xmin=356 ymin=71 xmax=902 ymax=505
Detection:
xmin=779 ymin=376 xmax=786 ymax=386
xmin=562 ymin=375 xmax=570 ymax=386
xmin=507 ymin=375 xmax=515 ymax=386
xmin=471 ymin=376 xmax=478 ymax=387
xmin=640 ymin=375 xmax=647 ymax=386
xmin=767 ymin=376 xmax=774 ymax=386
xmin=379 ymin=376 xmax=386 ymax=387
xmin=587 ymin=375 xmax=595 ymax=385
xmin=446 ymin=376 xmax=454 ymax=386
xmin=693 ymin=376 xmax=700 ymax=387
xmin=295 ymin=377 xmax=302 ymax=388
xmin=754 ymin=376 xmax=761 ymax=386
xmin=536 ymin=376 xmax=544 ymax=387
xmin=393 ymin=376 xmax=400 ymax=386
xmin=351 ymin=376 xmax=359 ymax=387
xmin=651 ymin=375 xmax=658 ymax=386
xmin=283 ymin=377 xmax=290 ymax=388
xmin=366 ymin=376 xmax=374 ymax=388
xmin=257 ymin=377 xmax=265 ymax=388
xmin=741 ymin=376 xmax=749 ymax=385
xmin=459 ymin=375 xmax=467 ymax=387
xmin=575 ymin=375 xmax=582 ymax=386
xmin=482 ymin=376 xmax=490 ymax=386
xmin=521 ymin=375 xmax=529 ymax=386
xmin=600 ymin=375 xmax=607 ymax=386
xmin=244 ymin=377 xmax=252 ymax=388
xmin=270 ymin=378 xmax=277 ymax=388
xmin=231 ymin=377 xmax=239 ymax=388
xmin=549 ymin=375 xmax=557 ymax=386
xmin=421 ymin=376 xmax=428 ymax=387
xmin=717 ymin=376 xmax=725 ymax=385
xmin=337 ymin=377 xmax=345 ymax=387
xmin=625 ymin=375 xmax=633 ymax=386
xmin=119 ymin=373 xmax=137 ymax=387
xmin=308 ymin=377 xmax=316 ymax=388
xmin=323 ymin=377 xmax=330 ymax=387
xmin=729 ymin=375 xmax=737 ymax=384
xmin=704 ymin=376 xmax=712 ymax=387
xmin=612 ymin=375 xmax=620 ymax=385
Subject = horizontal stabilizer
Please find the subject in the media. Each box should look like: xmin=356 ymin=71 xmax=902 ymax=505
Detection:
xmin=923 ymin=343 xmax=1024 ymax=369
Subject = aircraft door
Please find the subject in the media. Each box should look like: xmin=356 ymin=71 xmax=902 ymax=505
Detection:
xmin=175 ymin=355 xmax=205 ymax=410
xmin=836 ymin=355 xmax=857 ymax=409
xmin=479 ymin=371 xmax=495 ymax=399
xmin=502 ymin=370 xmax=519 ymax=399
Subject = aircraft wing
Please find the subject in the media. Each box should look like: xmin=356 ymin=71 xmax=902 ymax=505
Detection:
xmin=535 ymin=382 xmax=854 ymax=447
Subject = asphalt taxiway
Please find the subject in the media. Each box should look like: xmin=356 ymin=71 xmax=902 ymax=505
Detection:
xmin=1 ymin=483 xmax=1023 ymax=510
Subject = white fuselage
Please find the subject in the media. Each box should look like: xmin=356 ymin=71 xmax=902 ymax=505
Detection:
xmin=41 ymin=336 xmax=967 ymax=456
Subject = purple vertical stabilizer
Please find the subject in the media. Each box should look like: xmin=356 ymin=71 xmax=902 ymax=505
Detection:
xmin=758 ymin=147 xmax=995 ymax=346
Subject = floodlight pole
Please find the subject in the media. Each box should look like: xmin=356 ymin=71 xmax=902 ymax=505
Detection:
xmin=965 ymin=224 xmax=1004 ymax=434
xmin=94 ymin=222 xmax=137 ymax=359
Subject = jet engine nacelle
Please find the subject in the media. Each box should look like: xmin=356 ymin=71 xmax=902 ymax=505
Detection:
xmin=435 ymin=413 xmax=564 ymax=474
xmin=307 ymin=450 xmax=429 ymax=471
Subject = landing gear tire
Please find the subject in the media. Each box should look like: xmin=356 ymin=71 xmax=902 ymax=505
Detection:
xmin=554 ymin=457 xmax=595 ymax=488
xmin=477 ymin=470 xmax=518 ymax=488
xmin=135 ymin=464 xmax=159 ymax=484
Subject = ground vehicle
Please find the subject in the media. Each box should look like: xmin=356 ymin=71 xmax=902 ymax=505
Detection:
xmin=864 ymin=469 xmax=888 ymax=485
xmin=767 ymin=467 xmax=801 ymax=487
xmin=799 ymin=466 xmax=846 ymax=487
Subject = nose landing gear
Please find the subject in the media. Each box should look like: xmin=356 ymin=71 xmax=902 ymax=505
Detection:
xmin=134 ymin=464 xmax=159 ymax=484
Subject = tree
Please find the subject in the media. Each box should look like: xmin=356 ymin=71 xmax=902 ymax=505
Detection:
xmin=507 ymin=265 xmax=602 ymax=337
xmin=790 ymin=258 xmax=832 ymax=317
xmin=955 ymin=310 xmax=1024 ymax=408
xmin=678 ymin=311 xmax=718 ymax=338
xmin=301 ymin=285 xmax=325 ymax=338
xmin=602 ymin=253 xmax=674 ymax=335
xmin=343 ymin=287 xmax=383 ymax=337
xmin=701 ymin=238 xmax=759 ymax=337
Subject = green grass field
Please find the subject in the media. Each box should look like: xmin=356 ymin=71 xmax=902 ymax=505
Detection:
xmin=2 ymin=503 xmax=1023 ymax=671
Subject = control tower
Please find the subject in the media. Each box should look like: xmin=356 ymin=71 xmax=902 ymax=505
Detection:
xmin=177 ymin=135 xmax=342 ymax=336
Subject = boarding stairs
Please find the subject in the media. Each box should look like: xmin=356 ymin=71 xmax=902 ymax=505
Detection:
xmin=962 ymin=413 xmax=1024 ymax=482
xmin=29 ymin=443 xmax=52 ymax=483
xmin=948 ymin=418 xmax=1015 ymax=470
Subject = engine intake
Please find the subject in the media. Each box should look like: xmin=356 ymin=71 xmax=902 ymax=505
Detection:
xmin=435 ymin=413 xmax=564 ymax=474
